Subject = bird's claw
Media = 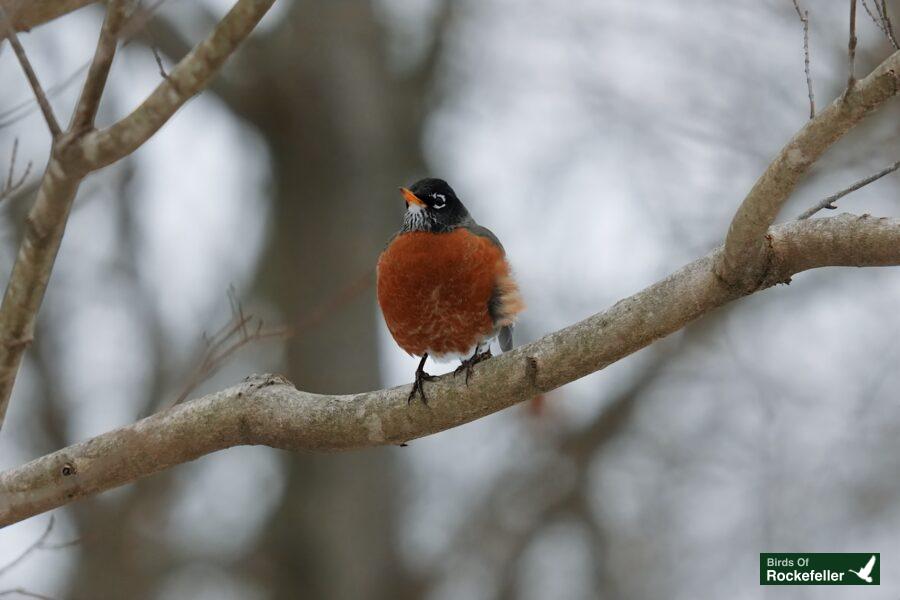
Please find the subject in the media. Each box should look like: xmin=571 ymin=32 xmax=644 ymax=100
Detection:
xmin=454 ymin=348 xmax=492 ymax=385
xmin=408 ymin=369 xmax=437 ymax=405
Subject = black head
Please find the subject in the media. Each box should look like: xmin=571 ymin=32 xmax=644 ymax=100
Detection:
xmin=399 ymin=178 xmax=471 ymax=233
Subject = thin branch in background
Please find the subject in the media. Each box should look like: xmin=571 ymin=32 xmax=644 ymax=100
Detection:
xmin=146 ymin=23 xmax=170 ymax=79
xmin=150 ymin=42 xmax=169 ymax=79
xmin=797 ymin=160 xmax=900 ymax=219
xmin=845 ymin=0 xmax=859 ymax=98
xmin=126 ymin=0 xmax=172 ymax=79
xmin=0 ymin=139 xmax=32 ymax=203
xmin=861 ymin=0 xmax=890 ymax=38
xmin=791 ymin=0 xmax=815 ymax=118
xmin=880 ymin=0 xmax=899 ymax=48
xmin=170 ymin=272 xmax=372 ymax=409
xmin=171 ymin=288 xmax=289 ymax=407
xmin=0 ymin=516 xmax=54 ymax=577
xmin=0 ymin=5 xmax=62 ymax=137
xmin=0 ymin=589 xmax=59 ymax=600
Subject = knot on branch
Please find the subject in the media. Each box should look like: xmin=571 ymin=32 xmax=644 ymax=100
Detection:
xmin=756 ymin=234 xmax=793 ymax=289
xmin=2 ymin=334 xmax=33 ymax=350
xmin=842 ymin=66 xmax=900 ymax=114
xmin=712 ymin=251 xmax=769 ymax=295
xmin=525 ymin=356 xmax=539 ymax=386
xmin=713 ymin=233 xmax=792 ymax=295
xmin=241 ymin=372 xmax=294 ymax=395
xmin=524 ymin=355 xmax=552 ymax=394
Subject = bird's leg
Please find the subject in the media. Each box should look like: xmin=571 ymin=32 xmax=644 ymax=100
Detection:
xmin=408 ymin=353 xmax=437 ymax=405
xmin=454 ymin=343 xmax=492 ymax=385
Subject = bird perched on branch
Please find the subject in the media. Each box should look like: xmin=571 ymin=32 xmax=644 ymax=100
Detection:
xmin=377 ymin=178 xmax=524 ymax=403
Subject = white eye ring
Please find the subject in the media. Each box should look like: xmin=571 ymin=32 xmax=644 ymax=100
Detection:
xmin=431 ymin=193 xmax=446 ymax=209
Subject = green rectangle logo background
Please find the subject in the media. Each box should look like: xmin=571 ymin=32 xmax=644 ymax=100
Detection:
xmin=760 ymin=553 xmax=880 ymax=585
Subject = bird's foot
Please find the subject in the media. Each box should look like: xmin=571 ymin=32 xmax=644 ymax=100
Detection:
xmin=408 ymin=368 xmax=438 ymax=405
xmin=454 ymin=348 xmax=492 ymax=385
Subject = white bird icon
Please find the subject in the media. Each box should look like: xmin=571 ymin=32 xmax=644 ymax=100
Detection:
xmin=848 ymin=555 xmax=877 ymax=583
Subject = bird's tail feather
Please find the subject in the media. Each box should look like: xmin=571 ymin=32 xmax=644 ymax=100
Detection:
xmin=499 ymin=325 xmax=513 ymax=352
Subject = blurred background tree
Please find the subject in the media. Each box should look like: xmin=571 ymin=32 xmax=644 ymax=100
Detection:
xmin=0 ymin=1 xmax=899 ymax=599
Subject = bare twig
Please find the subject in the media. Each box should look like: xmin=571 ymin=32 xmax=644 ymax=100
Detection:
xmin=171 ymin=289 xmax=288 ymax=407
xmin=120 ymin=0 xmax=172 ymax=79
xmin=861 ymin=0 xmax=890 ymax=37
xmin=798 ymin=160 xmax=900 ymax=219
xmin=171 ymin=271 xmax=372 ymax=406
xmin=846 ymin=0 xmax=859 ymax=97
xmin=144 ymin=19 xmax=171 ymax=80
xmin=0 ymin=5 xmax=62 ymax=137
xmin=880 ymin=0 xmax=899 ymax=48
xmin=791 ymin=0 xmax=815 ymax=118
xmin=150 ymin=42 xmax=169 ymax=79
xmin=70 ymin=0 xmax=128 ymax=132
xmin=0 ymin=139 xmax=33 ymax=202
xmin=0 ymin=589 xmax=59 ymax=600
xmin=0 ymin=516 xmax=53 ymax=577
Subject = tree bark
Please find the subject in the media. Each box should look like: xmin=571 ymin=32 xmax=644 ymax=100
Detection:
xmin=3 ymin=214 xmax=900 ymax=526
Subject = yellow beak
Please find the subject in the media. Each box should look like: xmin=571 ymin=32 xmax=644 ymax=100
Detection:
xmin=400 ymin=187 xmax=426 ymax=207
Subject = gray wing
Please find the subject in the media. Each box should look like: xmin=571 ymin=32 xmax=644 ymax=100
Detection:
xmin=463 ymin=222 xmax=515 ymax=352
xmin=461 ymin=222 xmax=505 ymax=255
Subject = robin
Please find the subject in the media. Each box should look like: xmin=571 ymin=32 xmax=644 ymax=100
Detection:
xmin=377 ymin=178 xmax=525 ymax=403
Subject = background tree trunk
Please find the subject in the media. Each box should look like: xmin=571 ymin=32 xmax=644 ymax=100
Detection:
xmin=213 ymin=3 xmax=431 ymax=597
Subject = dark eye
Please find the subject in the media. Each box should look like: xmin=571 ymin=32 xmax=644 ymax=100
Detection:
xmin=431 ymin=193 xmax=446 ymax=209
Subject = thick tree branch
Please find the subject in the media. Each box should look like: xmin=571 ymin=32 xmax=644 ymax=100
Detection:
xmin=1 ymin=214 xmax=899 ymax=526
xmin=0 ymin=0 xmax=98 ymax=34
xmin=847 ymin=0 xmax=859 ymax=94
xmin=716 ymin=49 xmax=900 ymax=289
xmin=0 ymin=156 xmax=82 ymax=428
xmin=69 ymin=0 xmax=276 ymax=171
xmin=0 ymin=0 xmax=276 ymax=436
xmin=69 ymin=0 xmax=127 ymax=132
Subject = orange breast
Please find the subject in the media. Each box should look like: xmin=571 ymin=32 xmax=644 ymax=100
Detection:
xmin=376 ymin=229 xmax=509 ymax=357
